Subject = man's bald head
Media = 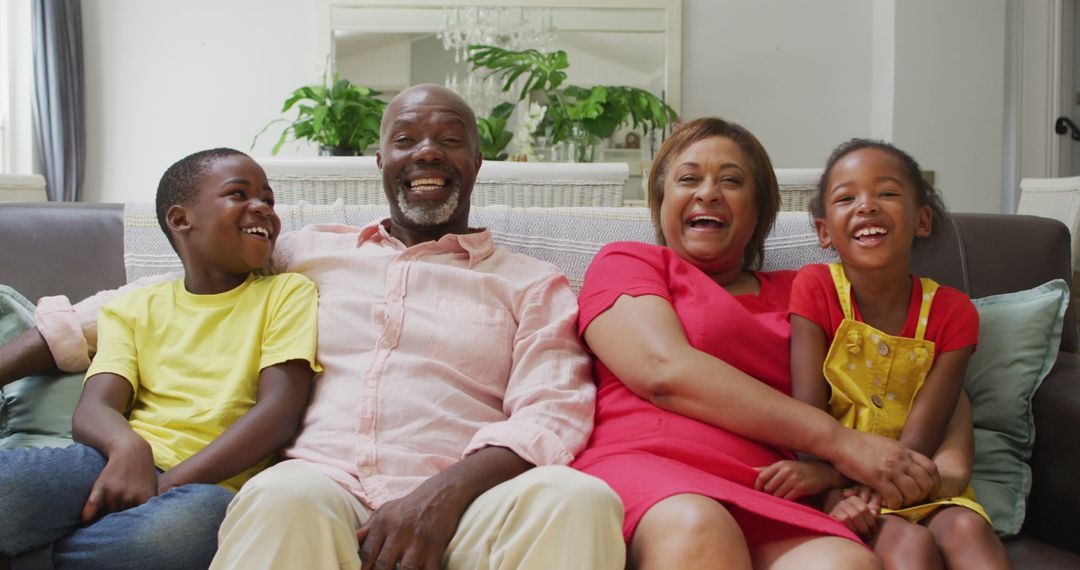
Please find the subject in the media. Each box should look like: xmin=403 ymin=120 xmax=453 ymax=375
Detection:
xmin=380 ymin=84 xmax=479 ymax=156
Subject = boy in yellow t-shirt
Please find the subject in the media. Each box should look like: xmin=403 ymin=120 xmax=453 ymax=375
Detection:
xmin=0 ymin=148 xmax=320 ymax=570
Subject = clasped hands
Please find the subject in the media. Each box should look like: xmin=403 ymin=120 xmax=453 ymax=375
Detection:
xmin=754 ymin=432 xmax=940 ymax=537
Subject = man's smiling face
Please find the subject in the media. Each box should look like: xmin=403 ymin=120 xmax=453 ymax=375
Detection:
xmin=376 ymin=85 xmax=482 ymax=235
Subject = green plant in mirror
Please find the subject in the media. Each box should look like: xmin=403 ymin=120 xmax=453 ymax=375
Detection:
xmin=468 ymin=45 xmax=676 ymax=161
xmin=254 ymin=70 xmax=388 ymax=156
xmin=477 ymin=102 xmax=516 ymax=161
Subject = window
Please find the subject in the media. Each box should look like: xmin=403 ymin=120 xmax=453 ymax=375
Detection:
xmin=2 ymin=0 xmax=34 ymax=175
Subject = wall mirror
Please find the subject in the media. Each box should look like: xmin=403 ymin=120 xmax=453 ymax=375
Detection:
xmin=316 ymin=0 xmax=681 ymax=186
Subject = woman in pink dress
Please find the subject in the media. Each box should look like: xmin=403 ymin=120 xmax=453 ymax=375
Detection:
xmin=571 ymin=118 xmax=943 ymax=569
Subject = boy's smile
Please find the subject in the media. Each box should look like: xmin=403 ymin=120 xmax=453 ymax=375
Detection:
xmin=171 ymin=155 xmax=280 ymax=294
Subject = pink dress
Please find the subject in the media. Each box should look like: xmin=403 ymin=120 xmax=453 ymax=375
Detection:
xmin=571 ymin=242 xmax=860 ymax=545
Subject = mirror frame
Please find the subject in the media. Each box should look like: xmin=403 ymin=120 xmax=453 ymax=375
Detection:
xmin=315 ymin=0 xmax=683 ymax=115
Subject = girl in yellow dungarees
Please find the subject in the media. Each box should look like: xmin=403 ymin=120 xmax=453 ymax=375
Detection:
xmin=755 ymin=139 xmax=1009 ymax=569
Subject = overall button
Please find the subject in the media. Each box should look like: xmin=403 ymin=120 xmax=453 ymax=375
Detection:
xmin=877 ymin=342 xmax=890 ymax=356
xmin=871 ymin=394 xmax=884 ymax=408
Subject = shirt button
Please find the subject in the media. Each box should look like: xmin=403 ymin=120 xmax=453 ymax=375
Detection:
xmin=358 ymin=466 xmax=373 ymax=477
xmin=379 ymin=338 xmax=392 ymax=349
xmin=877 ymin=342 xmax=889 ymax=356
xmin=871 ymin=394 xmax=884 ymax=408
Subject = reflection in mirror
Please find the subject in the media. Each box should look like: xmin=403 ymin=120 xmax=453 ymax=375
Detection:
xmin=321 ymin=1 xmax=681 ymax=200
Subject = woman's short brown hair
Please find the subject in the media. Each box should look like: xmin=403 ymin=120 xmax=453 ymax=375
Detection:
xmin=646 ymin=117 xmax=780 ymax=271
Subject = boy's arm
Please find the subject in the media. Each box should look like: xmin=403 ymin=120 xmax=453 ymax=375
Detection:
xmin=898 ymin=347 xmax=972 ymax=458
xmin=156 ymin=359 xmax=314 ymax=492
xmin=73 ymin=373 xmax=158 ymax=522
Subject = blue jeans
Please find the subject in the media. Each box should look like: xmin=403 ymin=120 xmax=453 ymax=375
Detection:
xmin=0 ymin=443 xmax=234 ymax=570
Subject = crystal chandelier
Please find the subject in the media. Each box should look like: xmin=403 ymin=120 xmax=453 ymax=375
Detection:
xmin=438 ymin=6 xmax=557 ymax=117
xmin=437 ymin=6 xmax=557 ymax=64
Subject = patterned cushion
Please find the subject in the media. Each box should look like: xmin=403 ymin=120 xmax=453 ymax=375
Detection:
xmin=123 ymin=203 xmax=836 ymax=291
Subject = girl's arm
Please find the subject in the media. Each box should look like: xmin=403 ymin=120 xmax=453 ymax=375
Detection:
xmin=898 ymin=346 xmax=973 ymax=458
xmin=155 ymin=359 xmax=314 ymax=493
xmin=931 ymin=389 xmax=975 ymax=499
xmin=585 ymin=293 xmax=939 ymax=509
xmin=755 ymin=315 xmax=846 ymax=500
xmin=790 ymin=315 xmax=831 ymax=411
xmin=73 ymin=373 xmax=158 ymax=522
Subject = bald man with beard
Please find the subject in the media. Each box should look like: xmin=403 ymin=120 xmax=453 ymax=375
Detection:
xmin=0 ymin=85 xmax=625 ymax=570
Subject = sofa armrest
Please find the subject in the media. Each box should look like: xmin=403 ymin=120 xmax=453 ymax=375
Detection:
xmin=1023 ymin=350 xmax=1080 ymax=553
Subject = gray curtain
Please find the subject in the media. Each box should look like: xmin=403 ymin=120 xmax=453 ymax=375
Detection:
xmin=31 ymin=0 xmax=84 ymax=202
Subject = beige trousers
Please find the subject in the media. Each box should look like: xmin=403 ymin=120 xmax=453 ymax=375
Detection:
xmin=209 ymin=462 xmax=625 ymax=570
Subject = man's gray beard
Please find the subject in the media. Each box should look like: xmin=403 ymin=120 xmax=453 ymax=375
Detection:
xmin=395 ymin=186 xmax=461 ymax=226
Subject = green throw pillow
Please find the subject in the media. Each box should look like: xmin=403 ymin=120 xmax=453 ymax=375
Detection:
xmin=966 ymin=279 xmax=1070 ymax=537
xmin=0 ymin=284 xmax=83 ymax=450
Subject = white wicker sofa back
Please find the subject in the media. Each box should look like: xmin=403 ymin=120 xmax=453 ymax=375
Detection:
xmin=123 ymin=202 xmax=834 ymax=292
xmin=257 ymin=157 xmax=823 ymax=211
xmin=258 ymin=157 xmax=630 ymax=208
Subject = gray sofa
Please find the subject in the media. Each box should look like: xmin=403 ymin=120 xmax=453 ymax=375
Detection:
xmin=1 ymin=202 xmax=1078 ymax=568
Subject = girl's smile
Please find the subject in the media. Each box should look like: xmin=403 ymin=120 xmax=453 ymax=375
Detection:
xmin=815 ymin=147 xmax=931 ymax=272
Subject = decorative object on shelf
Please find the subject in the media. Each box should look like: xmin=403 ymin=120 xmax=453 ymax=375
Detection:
xmin=512 ymin=102 xmax=547 ymax=162
xmin=437 ymin=6 xmax=556 ymax=65
xmin=468 ymin=45 xmax=677 ymax=163
xmin=477 ymin=102 xmax=516 ymax=161
xmin=254 ymin=68 xmax=387 ymax=156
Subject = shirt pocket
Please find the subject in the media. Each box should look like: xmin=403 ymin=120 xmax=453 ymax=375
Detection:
xmin=429 ymin=296 xmax=515 ymax=386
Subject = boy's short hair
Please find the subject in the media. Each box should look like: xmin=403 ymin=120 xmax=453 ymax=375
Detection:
xmin=156 ymin=148 xmax=250 ymax=252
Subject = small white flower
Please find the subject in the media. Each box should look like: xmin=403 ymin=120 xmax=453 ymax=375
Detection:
xmin=512 ymin=103 xmax=547 ymax=161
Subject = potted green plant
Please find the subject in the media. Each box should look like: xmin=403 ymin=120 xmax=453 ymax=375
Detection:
xmin=477 ymin=102 xmax=516 ymax=161
xmin=468 ymin=45 xmax=677 ymax=162
xmin=255 ymin=70 xmax=388 ymax=156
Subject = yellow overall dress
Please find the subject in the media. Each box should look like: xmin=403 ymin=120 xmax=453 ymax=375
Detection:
xmin=823 ymin=263 xmax=989 ymax=523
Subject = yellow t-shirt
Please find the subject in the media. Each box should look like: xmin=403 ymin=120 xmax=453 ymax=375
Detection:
xmin=85 ymin=272 xmax=321 ymax=491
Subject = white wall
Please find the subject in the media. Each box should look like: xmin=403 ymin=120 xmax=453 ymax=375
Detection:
xmin=681 ymin=0 xmax=875 ymax=168
xmin=82 ymin=0 xmax=317 ymax=202
xmin=78 ymin=0 xmax=1010 ymax=212
xmin=891 ymin=0 xmax=1007 ymax=214
xmin=681 ymin=0 xmax=1008 ymax=213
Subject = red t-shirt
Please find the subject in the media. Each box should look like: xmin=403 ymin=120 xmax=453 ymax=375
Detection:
xmin=787 ymin=264 xmax=978 ymax=354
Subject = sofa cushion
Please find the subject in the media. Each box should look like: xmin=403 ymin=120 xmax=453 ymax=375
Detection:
xmin=966 ymin=279 xmax=1070 ymax=536
xmin=0 ymin=284 xmax=82 ymax=450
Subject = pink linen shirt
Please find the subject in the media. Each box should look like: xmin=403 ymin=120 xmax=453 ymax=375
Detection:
xmin=36 ymin=220 xmax=595 ymax=509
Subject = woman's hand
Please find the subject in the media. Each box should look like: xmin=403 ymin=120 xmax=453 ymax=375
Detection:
xmin=827 ymin=428 xmax=939 ymax=509
xmin=754 ymin=459 xmax=844 ymax=501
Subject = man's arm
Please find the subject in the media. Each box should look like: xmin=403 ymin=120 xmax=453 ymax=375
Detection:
xmin=2 ymin=273 xmax=183 ymax=385
xmin=156 ymin=359 xmax=314 ymax=493
xmin=0 ymin=329 xmax=58 ymax=387
xmin=357 ymin=446 xmax=531 ymax=570
xmin=357 ymin=271 xmax=593 ymax=570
